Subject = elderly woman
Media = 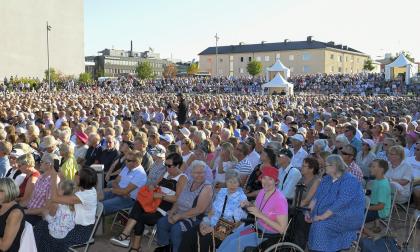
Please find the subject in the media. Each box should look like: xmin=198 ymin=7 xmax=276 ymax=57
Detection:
xmin=180 ymin=138 xmax=195 ymax=162
xmin=217 ymin=166 xmax=288 ymax=252
xmin=182 ymin=141 xmax=214 ymax=182
xmin=306 ymin=155 xmax=365 ymax=252
xmin=110 ymin=153 xmax=188 ymax=251
xmin=155 ymin=160 xmax=213 ymax=252
xmin=385 ymin=145 xmax=412 ymax=203
xmin=0 ymin=178 xmax=25 ymax=252
xmin=24 ymin=152 xmax=60 ymax=226
xmin=35 ymin=167 xmax=98 ymax=251
xmin=331 ymin=134 xmax=349 ymax=154
xmin=376 ymin=137 xmax=396 ymax=161
xmin=356 ymin=139 xmax=377 ymax=177
xmin=179 ymin=169 xmax=248 ymax=251
xmin=59 ymin=143 xmax=78 ymax=180
xmin=16 ymin=153 xmax=40 ymax=207
xmin=213 ymin=142 xmax=237 ymax=186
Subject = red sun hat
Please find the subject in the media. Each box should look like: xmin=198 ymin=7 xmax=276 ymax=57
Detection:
xmin=76 ymin=131 xmax=88 ymax=144
xmin=259 ymin=165 xmax=279 ymax=182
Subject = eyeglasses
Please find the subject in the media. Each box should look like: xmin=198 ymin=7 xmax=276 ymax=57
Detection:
xmin=165 ymin=163 xmax=176 ymax=168
xmin=341 ymin=151 xmax=353 ymax=156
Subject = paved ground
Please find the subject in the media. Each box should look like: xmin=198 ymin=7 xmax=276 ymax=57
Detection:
xmin=75 ymin=210 xmax=420 ymax=252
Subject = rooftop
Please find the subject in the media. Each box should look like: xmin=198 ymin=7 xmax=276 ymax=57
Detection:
xmin=198 ymin=37 xmax=366 ymax=55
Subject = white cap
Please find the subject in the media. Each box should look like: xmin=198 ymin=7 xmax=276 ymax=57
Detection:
xmin=290 ymin=134 xmax=305 ymax=142
xmin=179 ymin=128 xmax=191 ymax=138
xmin=160 ymin=134 xmax=174 ymax=143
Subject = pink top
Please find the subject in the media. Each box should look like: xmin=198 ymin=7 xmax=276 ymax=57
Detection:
xmin=27 ymin=175 xmax=51 ymax=209
xmin=255 ymin=189 xmax=288 ymax=233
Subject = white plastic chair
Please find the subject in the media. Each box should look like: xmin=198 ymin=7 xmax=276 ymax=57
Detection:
xmin=19 ymin=221 xmax=37 ymax=252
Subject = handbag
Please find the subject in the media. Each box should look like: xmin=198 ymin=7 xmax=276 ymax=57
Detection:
xmin=136 ymin=185 xmax=162 ymax=213
xmin=213 ymin=195 xmax=240 ymax=241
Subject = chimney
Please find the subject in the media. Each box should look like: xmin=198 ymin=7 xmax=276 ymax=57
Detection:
xmin=261 ymin=41 xmax=266 ymax=44
xmin=327 ymin=41 xmax=335 ymax=46
xmin=343 ymin=45 xmax=348 ymax=50
xmin=284 ymin=39 xmax=289 ymax=43
xmin=130 ymin=40 xmax=133 ymax=57
xmin=307 ymin=36 xmax=313 ymax=42
xmin=336 ymin=44 xmax=343 ymax=49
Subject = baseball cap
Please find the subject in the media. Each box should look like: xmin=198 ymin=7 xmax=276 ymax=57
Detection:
xmin=290 ymin=134 xmax=305 ymax=142
xmin=278 ymin=148 xmax=293 ymax=159
xmin=259 ymin=165 xmax=279 ymax=182
xmin=160 ymin=134 xmax=174 ymax=143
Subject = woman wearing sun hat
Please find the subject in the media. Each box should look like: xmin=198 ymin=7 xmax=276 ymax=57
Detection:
xmin=217 ymin=165 xmax=288 ymax=252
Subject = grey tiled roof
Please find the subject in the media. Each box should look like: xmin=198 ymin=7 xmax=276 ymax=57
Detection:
xmin=198 ymin=40 xmax=365 ymax=55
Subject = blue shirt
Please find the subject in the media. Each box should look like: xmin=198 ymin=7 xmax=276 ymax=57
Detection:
xmin=202 ymin=188 xmax=248 ymax=227
xmin=118 ymin=165 xmax=147 ymax=199
xmin=350 ymin=137 xmax=362 ymax=153
xmin=0 ymin=156 xmax=11 ymax=177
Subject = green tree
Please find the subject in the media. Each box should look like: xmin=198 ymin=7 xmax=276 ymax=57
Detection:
xmin=163 ymin=63 xmax=178 ymax=78
xmin=136 ymin=62 xmax=154 ymax=80
xmin=79 ymin=72 xmax=93 ymax=84
xmin=44 ymin=68 xmax=61 ymax=82
xmin=247 ymin=60 xmax=263 ymax=77
xmin=187 ymin=62 xmax=199 ymax=75
xmin=363 ymin=58 xmax=375 ymax=71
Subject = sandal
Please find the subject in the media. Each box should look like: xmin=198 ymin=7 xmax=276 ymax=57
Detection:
xmin=110 ymin=233 xmax=130 ymax=248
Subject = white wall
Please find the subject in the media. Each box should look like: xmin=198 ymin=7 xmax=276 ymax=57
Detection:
xmin=0 ymin=0 xmax=84 ymax=79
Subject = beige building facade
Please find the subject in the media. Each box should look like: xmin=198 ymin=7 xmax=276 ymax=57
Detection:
xmin=0 ymin=0 xmax=84 ymax=79
xmin=198 ymin=38 xmax=369 ymax=77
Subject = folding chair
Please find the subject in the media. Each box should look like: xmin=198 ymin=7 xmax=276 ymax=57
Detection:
xmin=111 ymin=207 xmax=132 ymax=231
xmin=68 ymin=202 xmax=104 ymax=252
xmin=353 ymin=195 xmax=371 ymax=252
xmin=378 ymin=182 xmax=398 ymax=235
xmin=146 ymin=224 xmax=158 ymax=248
xmin=393 ymin=180 xmax=414 ymax=223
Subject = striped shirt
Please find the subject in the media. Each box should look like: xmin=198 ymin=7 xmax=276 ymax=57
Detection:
xmin=347 ymin=161 xmax=364 ymax=183
xmin=235 ymin=158 xmax=253 ymax=175
xmin=27 ymin=175 xmax=54 ymax=209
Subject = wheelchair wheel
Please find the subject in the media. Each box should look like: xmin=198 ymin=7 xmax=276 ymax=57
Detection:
xmin=263 ymin=242 xmax=305 ymax=252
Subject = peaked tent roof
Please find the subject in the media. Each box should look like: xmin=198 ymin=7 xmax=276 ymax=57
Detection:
xmin=267 ymin=59 xmax=289 ymax=72
xmin=262 ymin=73 xmax=293 ymax=88
xmin=386 ymin=54 xmax=415 ymax=68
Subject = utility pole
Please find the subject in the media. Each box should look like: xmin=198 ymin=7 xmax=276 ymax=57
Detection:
xmin=215 ymin=33 xmax=219 ymax=77
xmin=46 ymin=21 xmax=52 ymax=91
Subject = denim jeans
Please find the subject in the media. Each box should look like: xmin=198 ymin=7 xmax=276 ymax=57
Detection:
xmin=156 ymin=216 xmax=200 ymax=252
xmin=102 ymin=191 xmax=134 ymax=215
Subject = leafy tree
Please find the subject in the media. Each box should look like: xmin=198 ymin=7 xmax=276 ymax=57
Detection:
xmin=44 ymin=68 xmax=61 ymax=82
xmin=187 ymin=62 xmax=199 ymax=75
xmin=79 ymin=72 xmax=93 ymax=84
xmin=163 ymin=63 xmax=178 ymax=78
xmin=136 ymin=62 xmax=154 ymax=80
xmin=247 ymin=60 xmax=263 ymax=77
xmin=363 ymin=58 xmax=375 ymax=71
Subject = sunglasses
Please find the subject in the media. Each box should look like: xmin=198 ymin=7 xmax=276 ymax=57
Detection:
xmin=341 ymin=151 xmax=353 ymax=156
xmin=165 ymin=163 xmax=176 ymax=168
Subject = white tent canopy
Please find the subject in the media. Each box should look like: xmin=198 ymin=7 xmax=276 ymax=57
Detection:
xmin=262 ymin=72 xmax=294 ymax=95
xmin=385 ymin=54 xmax=418 ymax=84
xmin=266 ymin=59 xmax=290 ymax=80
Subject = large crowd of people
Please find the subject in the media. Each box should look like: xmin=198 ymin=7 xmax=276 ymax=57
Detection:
xmin=2 ymin=72 xmax=419 ymax=96
xmin=0 ymin=80 xmax=418 ymax=251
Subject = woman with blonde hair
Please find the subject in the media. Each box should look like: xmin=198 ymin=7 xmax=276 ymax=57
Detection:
xmin=0 ymin=178 xmax=25 ymax=252
xmin=214 ymin=142 xmax=238 ymax=186
xmin=16 ymin=153 xmax=40 ymax=207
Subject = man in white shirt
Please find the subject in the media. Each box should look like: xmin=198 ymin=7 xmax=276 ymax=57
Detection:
xmin=277 ymin=148 xmax=302 ymax=202
xmin=101 ymin=150 xmax=147 ymax=215
xmin=289 ymin=134 xmax=308 ymax=170
xmin=244 ymin=137 xmax=260 ymax=170
xmin=54 ymin=110 xmax=67 ymax=129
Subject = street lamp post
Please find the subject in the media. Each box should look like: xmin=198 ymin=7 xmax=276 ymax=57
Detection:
xmin=46 ymin=22 xmax=52 ymax=91
xmin=215 ymin=33 xmax=219 ymax=77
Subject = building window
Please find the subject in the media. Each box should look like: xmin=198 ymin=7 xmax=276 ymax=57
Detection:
xmin=346 ymin=56 xmax=348 ymax=62
xmin=303 ymin=66 xmax=310 ymax=73
xmin=338 ymin=67 xmax=342 ymax=73
xmin=330 ymin=54 xmax=334 ymax=60
xmin=248 ymin=57 xmax=252 ymax=62
xmin=302 ymin=53 xmax=311 ymax=61
xmin=240 ymin=57 xmax=244 ymax=62
xmin=219 ymin=58 xmax=223 ymax=62
xmin=331 ymin=66 xmax=334 ymax=72
xmin=256 ymin=56 xmax=261 ymax=61
xmin=240 ymin=68 xmax=244 ymax=73
xmin=265 ymin=56 xmax=270 ymax=61
xmin=339 ymin=56 xmax=343 ymax=62
xmin=289 ymin=55 xmax=294 ymax=61
xmin=276 ymin=53 xmax=280 ymax=59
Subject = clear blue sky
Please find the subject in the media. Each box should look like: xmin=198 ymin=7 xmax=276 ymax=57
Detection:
xmin=84 ymin=0 xmax=420 ymax=62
